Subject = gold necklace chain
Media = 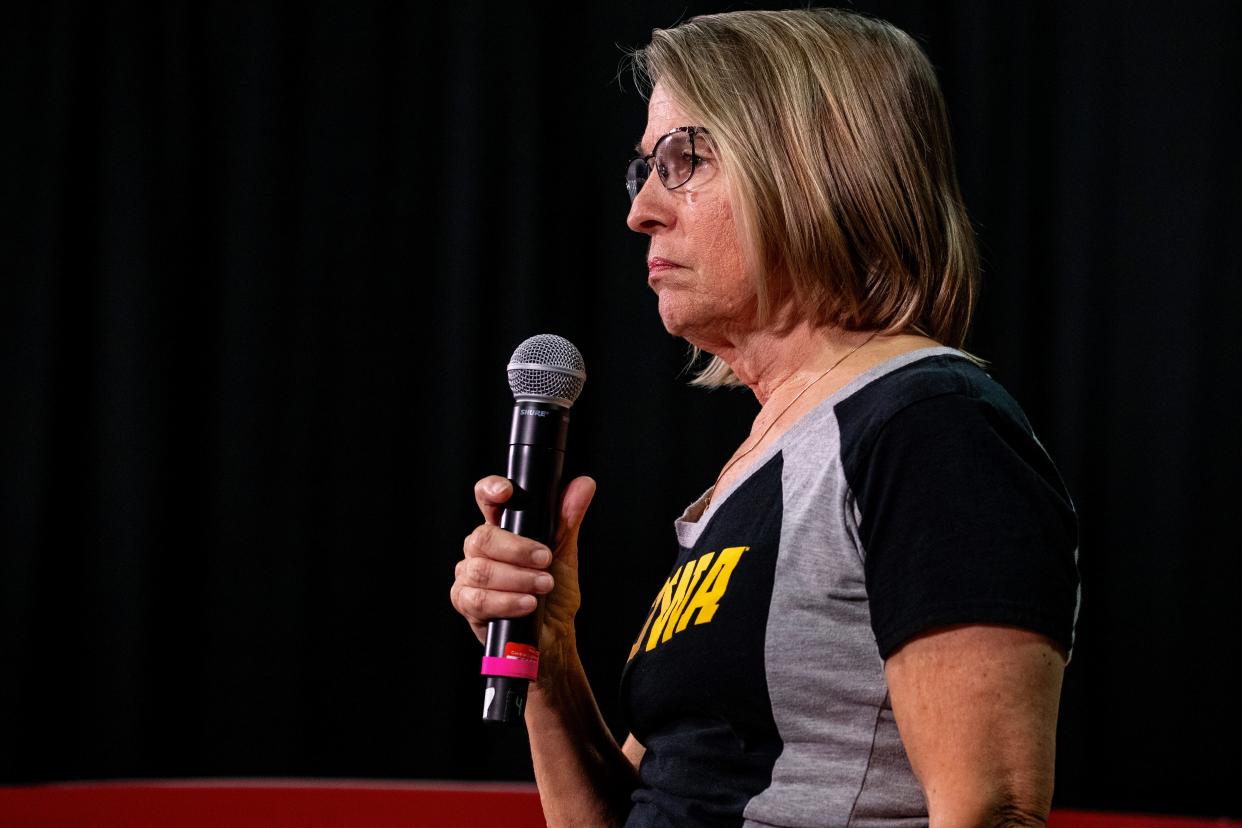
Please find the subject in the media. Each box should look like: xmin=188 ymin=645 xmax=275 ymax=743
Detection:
xmin=704 ymin=330 xmax=880 ymax=508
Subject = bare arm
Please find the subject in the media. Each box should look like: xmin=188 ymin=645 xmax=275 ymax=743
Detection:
xmin=450 ymin=475 xmax=640 ymax=826
xmin=884 ymin=624 xmax=1066 ymax=828
xmin=525 ymin=636 xmax=642 ymax=826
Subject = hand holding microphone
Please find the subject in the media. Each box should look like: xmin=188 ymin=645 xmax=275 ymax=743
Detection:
xmin=448 ymin=335 xmax=594 ymax=724
xmin=460 ymin=474 xmax=595 ymax=680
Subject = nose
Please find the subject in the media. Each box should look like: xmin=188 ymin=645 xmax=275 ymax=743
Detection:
xmin=626 ymin=173 xmax=672 ymax=235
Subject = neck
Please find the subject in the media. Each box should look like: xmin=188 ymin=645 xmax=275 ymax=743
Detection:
xmin=712 ymin=319 xmax=879 ymax=407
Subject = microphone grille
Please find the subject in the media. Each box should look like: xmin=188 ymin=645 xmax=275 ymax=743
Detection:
xmin=506 ymin=334 xmax=586 ymax=407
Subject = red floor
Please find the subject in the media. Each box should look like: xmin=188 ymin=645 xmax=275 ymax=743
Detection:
xmin=0 ymin=780 xmax=1235 ymax=827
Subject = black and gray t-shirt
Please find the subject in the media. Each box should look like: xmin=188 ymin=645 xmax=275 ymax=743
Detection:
xmin=619 ymin=348 xmax=1079 ymax=828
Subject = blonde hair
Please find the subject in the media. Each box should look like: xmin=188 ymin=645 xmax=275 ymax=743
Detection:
xmin=629 ymin=8 xmax=981 ymax=386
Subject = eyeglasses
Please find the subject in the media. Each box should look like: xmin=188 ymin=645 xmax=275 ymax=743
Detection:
xmin=625 ymin=126 xmax=711 ymax=202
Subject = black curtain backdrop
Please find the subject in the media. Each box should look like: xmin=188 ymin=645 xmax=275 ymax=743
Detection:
xmin=3 ymin=0 xmax=1239 ymax=818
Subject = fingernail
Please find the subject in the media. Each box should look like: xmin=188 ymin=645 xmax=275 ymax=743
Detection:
xmin=532 ymin=547 xmax=552 ymax=566
xmin=535 ymin=573 xmax=553 ymax=591
xmin=519 ymin=595 xmax=537 ymax=610
xmin=487 ymin=480 xmax=507 ymax=496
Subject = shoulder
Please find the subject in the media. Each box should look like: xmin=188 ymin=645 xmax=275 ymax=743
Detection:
xmin=832 ymin=352 xmax=1071 ymax=509
xmin=835 ymin=353 xmax=1029 ymax=446
xmin=834 ymin=353 xmax=1043 ymax=478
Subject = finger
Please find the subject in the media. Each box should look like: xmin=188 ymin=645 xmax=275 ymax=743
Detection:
xmin=451 ymin=582 xmax=538 ymax=621
xmin=463 ymin=523 xmax=553 ymax=569
xmin=474 ymin=476 xmax=513 ymax=526
xmin=456 ymin=556 xmax=555 ymax=595
xmin=556 ymin=476 xmax=597 ymax=546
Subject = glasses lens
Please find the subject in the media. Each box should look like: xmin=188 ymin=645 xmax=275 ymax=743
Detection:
xmin=655 ymin=130 xmax=696 ymax=190
xmin=626 ymin=157 xmax=649 ymax=201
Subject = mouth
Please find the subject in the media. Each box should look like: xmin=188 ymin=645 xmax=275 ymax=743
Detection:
xmin=647 ymin=257 xmax=682 ymax=274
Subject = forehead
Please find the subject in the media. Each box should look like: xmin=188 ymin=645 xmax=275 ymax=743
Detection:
xmin=636 ymin=82 xmax=692 ymax=154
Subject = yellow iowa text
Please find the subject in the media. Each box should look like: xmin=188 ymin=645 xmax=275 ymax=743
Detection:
xmin=627 ymin=546 xmax=748 ymax=661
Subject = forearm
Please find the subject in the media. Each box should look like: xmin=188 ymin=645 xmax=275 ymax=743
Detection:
xmin=526 ymin=633 xmax=640 ymax=827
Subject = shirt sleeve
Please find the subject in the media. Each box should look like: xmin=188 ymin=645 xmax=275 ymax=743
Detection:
xmin=849 ymin=391 xmax=1080 ymax=660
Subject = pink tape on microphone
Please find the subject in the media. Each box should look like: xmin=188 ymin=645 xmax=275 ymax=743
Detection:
xmin=481 ymin=656 xmax=539 ymax=681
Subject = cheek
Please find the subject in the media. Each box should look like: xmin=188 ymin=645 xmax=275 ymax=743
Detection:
xmin=693 ymin=198 xmax=752 ymax=296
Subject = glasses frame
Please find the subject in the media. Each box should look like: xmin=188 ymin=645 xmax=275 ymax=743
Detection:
xmin=626 ymin=126 xmax=711 ymax=202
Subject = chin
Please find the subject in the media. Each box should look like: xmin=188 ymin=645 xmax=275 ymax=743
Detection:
xmin=657 ymin=310 xmax=684 ymax=336
xmin=655 ymin=293 xmax=747 ymax=350
xmin=657 ymin=314 xmax=720 ymax=353
xmin=655 ymin=295 xmax=695 ymax=338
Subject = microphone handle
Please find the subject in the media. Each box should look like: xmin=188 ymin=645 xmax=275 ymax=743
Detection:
xmin=481 ymin=401 xmax=568 ymax=724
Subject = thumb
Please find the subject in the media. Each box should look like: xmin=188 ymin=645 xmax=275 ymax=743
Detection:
xmin=556 ymin=475 xmax=597 ymax=546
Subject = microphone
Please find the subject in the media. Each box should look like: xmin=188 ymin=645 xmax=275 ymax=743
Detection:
xmin=481 ymin=334 xmax=586 ymax=724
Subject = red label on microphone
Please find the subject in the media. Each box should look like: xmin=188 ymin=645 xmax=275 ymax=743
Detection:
xmin=504 ymin=642 xmax=540 ymax=663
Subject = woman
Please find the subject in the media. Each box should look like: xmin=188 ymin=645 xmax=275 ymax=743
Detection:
xmin=451 ymin=9 xmax=1078 ymax=827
